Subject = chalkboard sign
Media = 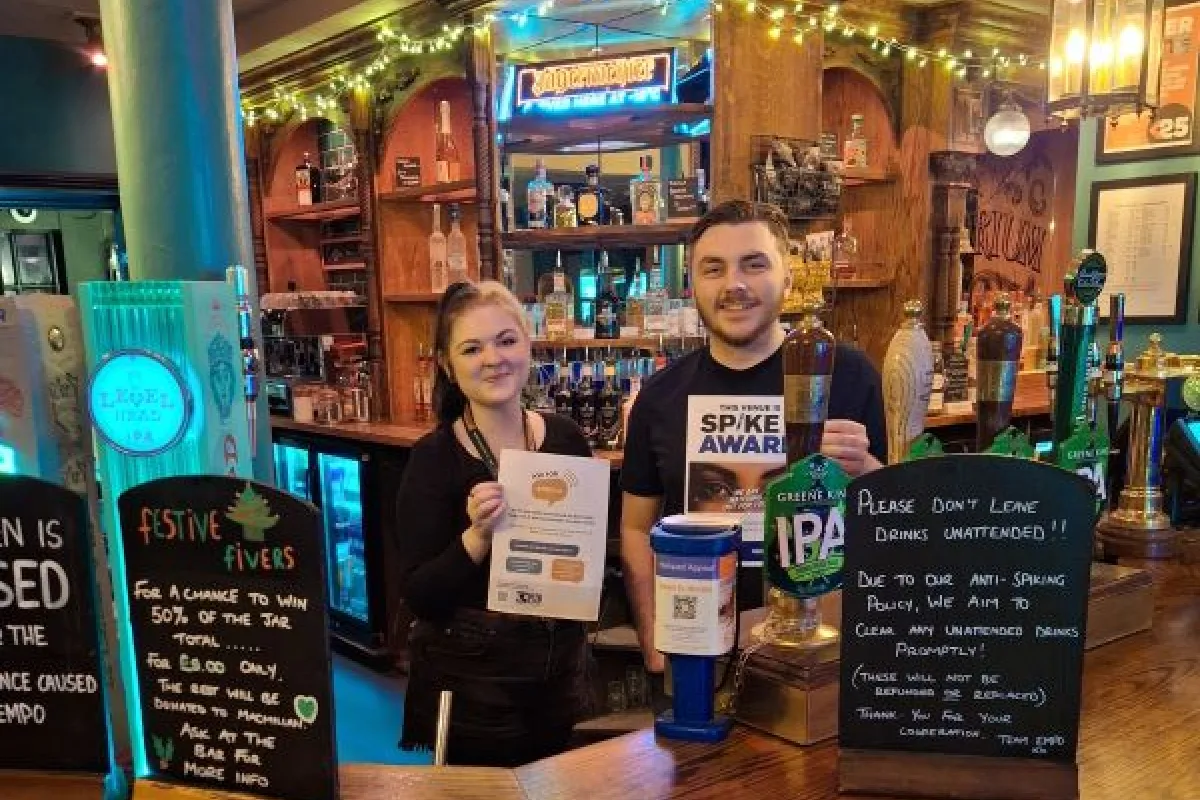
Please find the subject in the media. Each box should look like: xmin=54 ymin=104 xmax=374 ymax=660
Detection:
xmin=666 ymin=178 xmax=700 ymax=219
xmin=395 ymin=156 xmax=422 ymax=188
xmin=117 ymin=477 xmax=336 ymax=800
xmin=0 ymin=475 xmax=109 ymax=773
xmin=840 ymin=456 xmax=1094 ymax=763
xmin=944 ymin=352 xmax=969 ymax=403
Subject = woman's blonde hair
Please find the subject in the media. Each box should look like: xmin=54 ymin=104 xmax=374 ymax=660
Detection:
xmin=431 ymin=280 xmax=531 ymax=424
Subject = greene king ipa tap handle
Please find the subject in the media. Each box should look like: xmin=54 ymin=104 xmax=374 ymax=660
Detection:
xmin=1046 ymin=294 xmax=1063 ymax=429
xmin=975 ymin=293 xmax=1023 ymax=452
xmin=783 ymin=297 xmax=836 ymax=464
xmin=1053 ymin=252 xmax=1106 ymax=452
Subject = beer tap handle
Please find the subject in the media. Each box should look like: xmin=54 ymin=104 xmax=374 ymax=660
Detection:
xmin=1105 ymin=293 xmax=1125 ymax=439
xmin=1046 ymin=294 xmax=1062 ymax=429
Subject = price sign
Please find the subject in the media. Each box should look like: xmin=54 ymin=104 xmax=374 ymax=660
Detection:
xmin=394 ymin=157 xmax=422 ymax=188
xmin=118 ymin=476 xmax=336 ymax=800
xmin=666 ymin=178 xmax=700 ymax=220
xmin=88 ymin=350 xmax=192 ymax=457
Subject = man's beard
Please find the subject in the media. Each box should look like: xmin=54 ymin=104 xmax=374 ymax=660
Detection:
xmin=696 ymin=290 xmax=786 ymax=348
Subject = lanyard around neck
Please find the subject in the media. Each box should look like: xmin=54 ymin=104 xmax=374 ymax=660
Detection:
xmin=463 ymin=407 xmax=532 ymax=478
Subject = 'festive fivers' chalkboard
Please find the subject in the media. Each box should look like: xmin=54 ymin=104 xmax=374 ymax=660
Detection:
xmin=839 ymin=455 xmax=1095 ymax=768
xmin=0 ymin=475 xmax=109 ymax=774
xmin=117 ymin=477 xmax=336 ymax=800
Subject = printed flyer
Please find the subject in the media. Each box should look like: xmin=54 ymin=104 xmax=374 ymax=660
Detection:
xmin=487 ymin=450 xmax=609 ymax=621
xmin=684 ymin=395 xmax=787 ymax=566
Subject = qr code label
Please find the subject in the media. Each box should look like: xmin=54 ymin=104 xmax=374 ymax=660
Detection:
xmin=673 ymin=595 xmax=698 ymax=620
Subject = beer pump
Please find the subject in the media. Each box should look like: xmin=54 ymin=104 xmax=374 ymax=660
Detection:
xmin=975 ymin=293 xmax=1023 ymax=452
xmin=1046 ymin=294 xmax=1063 ymax=431
xmin=1103 ymin=295 xmax=1126 ymax=503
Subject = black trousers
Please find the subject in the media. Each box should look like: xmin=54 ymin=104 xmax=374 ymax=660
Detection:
xmin=400 ymin=608 xmax=589 ymax=767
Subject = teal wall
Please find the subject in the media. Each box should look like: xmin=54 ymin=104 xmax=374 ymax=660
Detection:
xmin=1072 ymin=119 xmax=1200 ymax=358
xmin=0 ymin=36 xmax=116 ymax=175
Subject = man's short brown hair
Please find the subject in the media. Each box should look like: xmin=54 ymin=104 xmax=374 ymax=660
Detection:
xmin=686 ymin=200 xmax=791 ymax=261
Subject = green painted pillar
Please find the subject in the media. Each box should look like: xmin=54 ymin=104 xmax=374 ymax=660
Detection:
xmin=98 ymin=0 xmax=270 ymax=479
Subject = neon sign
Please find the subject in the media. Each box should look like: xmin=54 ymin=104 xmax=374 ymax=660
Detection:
xmin=514 ymin=49 xmax=675 ymax=115
xmin=87 ymin=350 xmax=193 ymax=457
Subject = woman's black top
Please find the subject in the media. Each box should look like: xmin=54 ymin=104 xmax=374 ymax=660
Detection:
xmin=395 ymin=412 xmax=593 ymax=621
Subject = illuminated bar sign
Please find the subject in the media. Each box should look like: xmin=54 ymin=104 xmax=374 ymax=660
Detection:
xmin=514 ymin=48 xmax=675 ymax=115
xmin=87 ymin=349 xmax=193 ymax=457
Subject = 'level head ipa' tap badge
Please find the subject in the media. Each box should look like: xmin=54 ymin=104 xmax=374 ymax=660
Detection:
xmin=87 ymin=349 xmax=192 ymax=457
xmin=763 ymin=453 xmax=849 ymax=598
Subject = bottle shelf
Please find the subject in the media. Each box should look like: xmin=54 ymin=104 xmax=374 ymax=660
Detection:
xmin=322 ymin=263 xmax=367 ymax=272
xmin=267 ymin=198 xmax=361 ymax=223
xmin=384 ymin=292 xmax=442 ymax=303
xmin=841 ymin=169 xmax=898 ymax=187
xmin=502 ymin=223 xmax=692 ymax=252
xmin=320 ymin=235 xmax=364 ymax=245
xmin=530 ymin=335 xmax=705 ymax=350
xmin=501 ymin=103 xmax=712 ymax=155
xmin=378 ymin=179 xmax=477 ymax=204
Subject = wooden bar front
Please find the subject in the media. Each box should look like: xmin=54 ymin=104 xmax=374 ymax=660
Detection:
xmin=98 ymin=561 xmax=1197 ymax=800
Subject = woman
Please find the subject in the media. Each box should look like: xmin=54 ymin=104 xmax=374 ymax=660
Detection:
xmin=395 ymin=280 xmax=592 ymax=767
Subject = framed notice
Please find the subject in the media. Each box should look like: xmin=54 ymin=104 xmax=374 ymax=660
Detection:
xmin=1098 ymin=3 xmax=1200 ymax=163
xmin=1087 ymin=173 xmax=1195 ymax=323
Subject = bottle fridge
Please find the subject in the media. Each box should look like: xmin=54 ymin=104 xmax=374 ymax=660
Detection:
xmin=270 ymin=431 xmax=395 ymax=663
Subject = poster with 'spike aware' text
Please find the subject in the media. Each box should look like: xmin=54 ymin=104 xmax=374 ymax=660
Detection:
xmin=685 ymin=396 xmax=787 ymax=567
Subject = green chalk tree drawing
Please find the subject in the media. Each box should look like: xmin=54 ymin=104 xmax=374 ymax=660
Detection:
xmin=226 ymin=483 xmax=280 ymax=543
xmin=152 ymin=735 xmax=175 ymax=770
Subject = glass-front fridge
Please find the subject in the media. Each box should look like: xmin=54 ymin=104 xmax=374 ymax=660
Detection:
xmin=316 ymin=451 xmax=369 ymax=626
xmin=273 ymin=442 xmax=312 ymax=501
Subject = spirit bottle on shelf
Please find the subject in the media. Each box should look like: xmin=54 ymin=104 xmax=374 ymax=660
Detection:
xmin=643 ymin=248 xmax=669 ymax=335
xmin=625 ymin=257 xmax=646 ymax=335
xmin=554 ymin=184 xmax=578 ymax=228
xmin=413 ymin=343 xmax=434 ymax=421
xmin=598 ymin=356 xmax=622 ymax=448
xmin=929 ymin=347 xmax=946 ymax=414
xmin=446 ymin=203 xmax=469 ymax=284
xmin=526 ymin=159 xmax=553 ymax=229
xmin=575 ymin=364 xmax=598 ymax=444
xmin=576 ymin=164 xmax=609 ymax=225
xmin=594 ymin=252 xmax=622 ymax=340
xmin=554 ymin=357 xmax=574 ymax=418
xmin=296 ymin=152 xmax=322 ymax=205
xmin=499 ymin=176 xmax=514 ymax=233
xmin=696 ymin=167 xmax=709 ymax=214
xmin=501 ymin=249 xmax=516 ymax=292
xmin=435 ymin=100 xmax=461 ymax=183
xmin=428 ymin=203 xmax=448 ymax=294
xmin=843 ymin=113 xmax=868 ymax=169
xmin=630 ymin=155 xmax=663 ymax=225
xmin=544 ymin=252 xmax=573 ymax=342
xmin=832 ymin=220 xmax=859 ymax=279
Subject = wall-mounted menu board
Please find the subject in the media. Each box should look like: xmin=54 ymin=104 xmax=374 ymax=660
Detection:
xmin=839 ymin=456 xmax=1094 ymax=765
xmin=117 ymin=477 xmax=336 ymax=800
xmin=0 ymin=475 xmax=109 ymax=773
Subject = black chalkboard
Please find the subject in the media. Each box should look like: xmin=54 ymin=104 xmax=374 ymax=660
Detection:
xmin=839 ymin=455 xmax=1095 ymax=763
xmin=944 ymin=352 xmax=969 ymax=403
xmin=0 ymin=475 xmax=109 ymax=773
xmin=395 ymin=156 xmax=422 ymax=188
xmin=666 ymin=178 xmax=700 ymax=219
xmin=117 ymin=477 xmax=336 ymax=800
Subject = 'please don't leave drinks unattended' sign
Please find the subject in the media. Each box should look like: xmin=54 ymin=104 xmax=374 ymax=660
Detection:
xmin=117 ymin=476 xmax=336 ymax=800
xmin=0 ymin=475 xmax=110 ymax=774
xmin=838 ymin=455 xmax=1096 ymax=800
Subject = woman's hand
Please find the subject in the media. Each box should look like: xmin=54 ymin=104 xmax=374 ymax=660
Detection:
xmin=462 ymin=482 xmax=507 ymax=563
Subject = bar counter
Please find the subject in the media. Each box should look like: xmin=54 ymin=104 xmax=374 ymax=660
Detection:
xmin=127 ymin=558 xmax=1197 ymax=800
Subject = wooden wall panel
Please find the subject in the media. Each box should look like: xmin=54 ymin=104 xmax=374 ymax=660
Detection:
xmin=262 ymin=121 xmax=326 ymax=292
xmin=384 ymin=303 xmax=437 ymax=422
xmin=711 ymin=15 xmax=824 ymax=203
xmin=378 ymin=78 xmax=476 ymax=192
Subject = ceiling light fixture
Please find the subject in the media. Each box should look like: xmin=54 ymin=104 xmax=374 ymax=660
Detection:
xmin=984 ymin=92 xmax=1032 ymax=156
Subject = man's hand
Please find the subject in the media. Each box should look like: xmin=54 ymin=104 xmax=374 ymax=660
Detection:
xmin=821 ymin=419 xmax=883 ymax=477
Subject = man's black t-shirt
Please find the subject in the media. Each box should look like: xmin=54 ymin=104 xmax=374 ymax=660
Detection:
xmin=621 ymin=343 xmax=887 ymax=609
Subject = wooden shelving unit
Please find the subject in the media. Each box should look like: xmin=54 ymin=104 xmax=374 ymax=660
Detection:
xmin=320 ymin=234 xmax=363 ymax=245
xmin=322 ymin=262 xmax=367 ymax=272
xmin=378 ymin=179 xmax=477 ymax=204
xmin=502 ymin=222 xmax=692 ymax=251
xmin=841 ymin=168 xmax=898 ymax=187
xmin=384 ymin=292 xmax=442 ymax=304
xmin=267 ymin=198 xmax=361 ymax=223
xmin=501 ymin=103 xmax=712 ymax=154
xmin=530 ymin=335 xmax=705 ymax=349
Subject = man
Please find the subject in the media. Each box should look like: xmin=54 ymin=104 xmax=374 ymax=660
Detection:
xmin=621 ymin=200 xmax=886 ymax=672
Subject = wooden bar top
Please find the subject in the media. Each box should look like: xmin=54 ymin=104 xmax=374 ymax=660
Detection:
xmin=925 ymin=376 xmax=1050 ymax=429
xmin=125 ymin=561 xmax=1198 ymax=800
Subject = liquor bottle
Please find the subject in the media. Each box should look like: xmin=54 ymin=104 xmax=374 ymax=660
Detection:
xmin=554 ymin=360 xmax=574 ymax=418
xmin=544 ymin=252 xmax=573 ymax=341
xmin=435 ymin=100 xmax=461 ymax=183
xmin=625 ymin=257 xmax=645 ymax=335
xmin=526 ymin=159 xmax=553 ymax=229
xmin=696 ymin=167 xmax=709 ymax=214
xmin=975 ymin=293 xmax=1024 ymax=452
xmin=575 ymin=364 xmax=598 ymax=443
xmin=499 ymin=176 xmax=514 ymax=233
xmin=882 ymin=300 xmax=934 ymax=464
xmin=576 ymin=165 xmax=609 ymax=225
xmin=554 ymin=184 xmax=578 ymax=228
xmin=832 ymin=220 xmax=859 ymax=279
xmin=296 ymin=152 xmax=321 ymax=206
xmin=929 ymin=347 xmax=946 ymax=414
xmin=643 ymin=249 xmax=669 ymax=335
xmin=501 ymin=249 xmax=516 ymax=292
xmin=782 ymin=298 xmax=836 ymax=463
xmin=630 ymin=155 xmax=664 ymax=225
xmin=843 ymin=113 xmax=868 ymax=169
xmin=598 ymin=356 xmax=622 ymax=448
xmin=446 ymin=203 xmax=469 ymax=284
xmin=428 ymin=203 xmax=448 ymax=294
xmin=594 ymin=252 xmax=622 ymax=339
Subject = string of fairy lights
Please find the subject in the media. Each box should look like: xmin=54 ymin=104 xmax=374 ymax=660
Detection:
xmin=241 ymin=0 xmax=1048 ymax=126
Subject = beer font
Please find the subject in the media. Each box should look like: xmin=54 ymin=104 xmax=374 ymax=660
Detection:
xmin=975 ymin=293 xmax=1023 ymax=452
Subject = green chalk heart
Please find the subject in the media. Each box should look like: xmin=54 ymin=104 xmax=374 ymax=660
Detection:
xmin=294 ymin=695 xmax=319 ymax=724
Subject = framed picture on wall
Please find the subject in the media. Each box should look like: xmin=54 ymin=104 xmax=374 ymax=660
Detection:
xmin=950 ymin=86 xmax=986 ymax=151
xmin=1087 ymin=173 xmax=1195 ymax=324
xmin=1097 ymin=2 xmax=1200 ymax=163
